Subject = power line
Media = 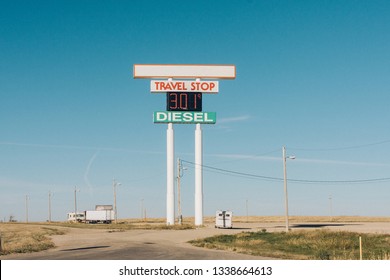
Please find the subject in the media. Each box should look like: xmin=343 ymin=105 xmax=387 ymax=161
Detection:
xmin=289 ymin=139 xmax=390 ymax=152
xmin=181 ymin=160 xmax=390 ymax=185
xmin=207 ymin=148 xmax=281 ymax=165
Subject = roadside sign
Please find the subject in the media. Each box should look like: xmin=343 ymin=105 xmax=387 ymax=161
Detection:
xmin=134 ymin=63 xmax=235 ymax=227
xmin=153 ymin=111 xmax=216 ymax=124
xmin=151 ymin=80 xmax=219 ymax=93
xmin=134 ymin=64 xmax=235 ymax=79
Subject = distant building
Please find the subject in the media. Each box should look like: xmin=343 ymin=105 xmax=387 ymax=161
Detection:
xmin=95 ymin=205 xmax=113 ymax=211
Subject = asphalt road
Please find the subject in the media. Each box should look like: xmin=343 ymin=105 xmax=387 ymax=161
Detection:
xmin=2 ymin=221 xmax=390 ymax=260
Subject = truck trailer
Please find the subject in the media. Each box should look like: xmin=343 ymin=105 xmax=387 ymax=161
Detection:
xmin=85 ymin=210 xmax=114 ymax=224
xmin=215 ymin=210 xmax=233 ymax=228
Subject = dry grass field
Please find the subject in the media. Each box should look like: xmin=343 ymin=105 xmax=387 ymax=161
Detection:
xmin=0 ymin=223 xmax=66 ymax=255
xmin=190 ymin=229 xmax=390 ymax=260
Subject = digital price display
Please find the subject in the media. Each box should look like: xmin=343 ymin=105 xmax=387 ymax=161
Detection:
xmin=166 ymin=92 xmax=202 ymax=111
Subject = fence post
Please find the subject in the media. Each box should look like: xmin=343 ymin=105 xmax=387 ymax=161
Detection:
xmin=0 ymin=233 xmax=3 ymax=253
xmin=359 ymin=236 xmax=363 ymax=260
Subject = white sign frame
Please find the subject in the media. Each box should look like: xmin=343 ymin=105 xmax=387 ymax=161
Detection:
xmin=134 ymin=64 xmax=236 ymax=79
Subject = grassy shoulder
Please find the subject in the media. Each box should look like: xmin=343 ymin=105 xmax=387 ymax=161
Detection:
xmin=0 ymin=224 xmax=66 ymax=255
xmin=189 ymin=229 xmax=390 ymax=260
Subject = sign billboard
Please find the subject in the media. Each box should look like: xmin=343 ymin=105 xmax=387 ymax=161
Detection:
xmin=153 ymin=111 xmax=216 ymax=124
xmin=151 ymin=80 xmax=219 ymax=93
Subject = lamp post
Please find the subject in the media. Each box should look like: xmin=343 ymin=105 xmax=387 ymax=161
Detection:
xmin=283 ymin=146 xmax=295 ymax=232
xmin=113 ymin=179 xmax=121 ymax=224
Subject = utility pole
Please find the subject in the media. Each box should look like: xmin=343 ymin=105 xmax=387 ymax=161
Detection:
xmin=177 ymin=158 xmax=182 ymax=225
xmin=25 ymin=195 xmax=29 ymax=223
xmin=282 ymin=147 xmax=289 ymax=232
xmin=246 ymin=199 xmax=249 ymax=222
xmin=74 ymin=187 xmax=80 ymax=223
xmin=113 ymin=179 xmax=121 ymax=224
xmin=283 ymin=146 xmax=295 ymax=233
xmin=140 ymin=198 xmax=144 ymax=220
xmin=48 ymin=191 xmax=52 ymax=223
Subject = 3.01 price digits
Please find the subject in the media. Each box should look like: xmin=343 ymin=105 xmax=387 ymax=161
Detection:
xmin=167 ymin=92 xmax=202 ymax=111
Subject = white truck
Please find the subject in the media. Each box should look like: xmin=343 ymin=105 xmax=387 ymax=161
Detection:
xmin=85 ymin=210 xmax=114 ymax=224
xmin=67 ymin=212 xmax=86 ymax=223
xmin=215 ymin=210 xmax=233 ymax=229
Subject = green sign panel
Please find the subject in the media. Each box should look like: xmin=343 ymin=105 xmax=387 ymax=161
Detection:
xmin=153 ymin=111 xmax=216 ymax=124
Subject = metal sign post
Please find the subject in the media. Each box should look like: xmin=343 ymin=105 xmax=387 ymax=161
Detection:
xmin=166 ymin=123 xmax=175 ymax=225
xmin=194 ymin=123 xmax=203 ymax=226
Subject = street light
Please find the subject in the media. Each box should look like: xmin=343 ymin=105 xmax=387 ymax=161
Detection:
xmin=283 ymin=146 xmax=295 ymax=232
xmin=113 ymin=179 xmax=121 ymax=224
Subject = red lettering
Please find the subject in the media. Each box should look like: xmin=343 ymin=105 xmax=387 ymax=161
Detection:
xmin=154 ymin=81 xmax=161 ymax=90
xmin=191 ymin=82 xmax=200 ymax=91
xmin=171 ymin=82 xmax=179 ymax=90
xmin=190 ymin=82 xmax=196 ymax=91
xmin=189 ymin=82 xmax=215 ymax=91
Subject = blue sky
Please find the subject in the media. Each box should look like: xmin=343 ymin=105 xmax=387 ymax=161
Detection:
xmin=1 ymin=0 xmax=390 ymax=222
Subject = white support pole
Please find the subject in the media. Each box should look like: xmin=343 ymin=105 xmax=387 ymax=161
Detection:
xmin=195 ymin=123 xmax=203 ymax=226
xmin=167 ymin=123 xmax=175 ymax=225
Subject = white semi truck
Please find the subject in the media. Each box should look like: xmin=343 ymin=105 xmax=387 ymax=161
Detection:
xmin=67 ymin=212 xmax=86 ymax=223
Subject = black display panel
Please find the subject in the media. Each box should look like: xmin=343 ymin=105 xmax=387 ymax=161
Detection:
xmin=166 ymin=92 xmax=202 ymax=111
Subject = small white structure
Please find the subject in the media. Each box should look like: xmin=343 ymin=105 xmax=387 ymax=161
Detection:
xmin=95 ymin=205 xmax=113 ymax=211
xmin=215 ymin=210 xmax=233 ymax=229
xmin=67 ymin=212 xmax=85 ymax=223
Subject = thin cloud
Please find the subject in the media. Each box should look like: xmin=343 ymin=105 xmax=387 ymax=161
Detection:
xmin=0 ymin=142 xmax=164 ymax=155
xmin=84 ymin=150 xmax=100 ymax=194
xmin=217 ymin=115 xmax=251 ymax=124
